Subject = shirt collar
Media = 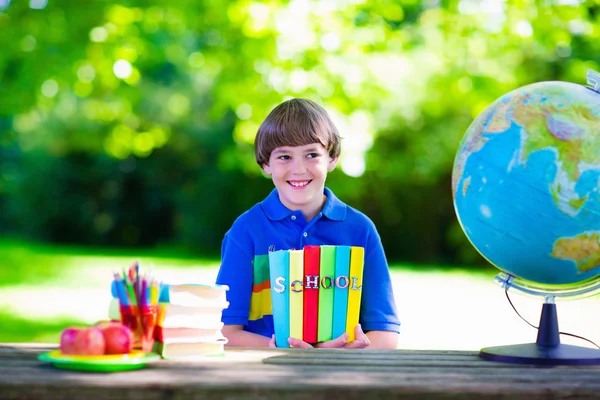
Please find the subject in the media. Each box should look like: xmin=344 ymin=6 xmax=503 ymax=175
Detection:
xmin=260 ymin=187 xmax=347 ymax=221
xmin=321 ymin=187 xmax=346 ymax=221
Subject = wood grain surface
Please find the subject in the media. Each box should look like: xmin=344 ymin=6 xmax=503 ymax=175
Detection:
xmin=2 ymin=343 xmax=600 ymax=400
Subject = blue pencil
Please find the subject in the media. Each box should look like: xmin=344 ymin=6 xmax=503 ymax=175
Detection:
xmin=113 ymin=274 xmax=130 ymax=306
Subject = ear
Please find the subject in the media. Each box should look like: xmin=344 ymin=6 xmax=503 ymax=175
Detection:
xmin=327 ymin=157 xmax=338 ymax=172
xmin=262 ymin=163 xmax=272 ymax=176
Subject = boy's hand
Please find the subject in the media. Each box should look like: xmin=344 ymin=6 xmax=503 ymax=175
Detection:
xmin=268 ymin=334 xmax=276 ymax=348
xmin=288 ymin=332 xmax=348 ymax=349
xmin=287 ymin=324 xmax=370 ymax=349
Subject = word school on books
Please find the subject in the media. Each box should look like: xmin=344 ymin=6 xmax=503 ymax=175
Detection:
xmin=272 ymin=275 xmax=362 ymax=293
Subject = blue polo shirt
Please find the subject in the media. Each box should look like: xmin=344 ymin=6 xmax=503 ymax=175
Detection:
xmin=216 ymin=186 xmax=400 ymax=339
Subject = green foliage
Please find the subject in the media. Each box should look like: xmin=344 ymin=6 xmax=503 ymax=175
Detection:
xmin=0 ymin=239 xmax=68 ymax=285
xmin=1 ymin=1 xmax=599 ymax=264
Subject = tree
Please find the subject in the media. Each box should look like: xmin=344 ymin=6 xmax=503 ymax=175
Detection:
xmin=0 ymin=0 xmax=598 ymax=264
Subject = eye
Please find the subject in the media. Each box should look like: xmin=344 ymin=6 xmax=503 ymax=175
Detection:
xmin=278 ymin=155 xmax=291 ymax=160
xmin=306 ymin=153 xmax=319 ymax=159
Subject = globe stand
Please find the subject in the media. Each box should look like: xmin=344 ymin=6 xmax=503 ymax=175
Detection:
xmin=480 ymin=302 xmax=600 ymax=365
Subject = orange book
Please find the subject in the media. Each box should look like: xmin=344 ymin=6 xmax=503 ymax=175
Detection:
xmin=303 ymin=245 xmax=320 ymax=343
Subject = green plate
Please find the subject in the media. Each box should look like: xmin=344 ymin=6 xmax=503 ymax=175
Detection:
xmin=38 ymin=350 xmax=161 ymax=372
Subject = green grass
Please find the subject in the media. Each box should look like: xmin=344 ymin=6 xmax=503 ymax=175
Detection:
xmin=0 ymin=238 xmax=219 ymax=287
xmin=0 ymin=312 xmax=84 ymax=343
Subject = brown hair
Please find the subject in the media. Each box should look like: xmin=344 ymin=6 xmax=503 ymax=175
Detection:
xmin=254 ymin=98 xmax=341 ymax=166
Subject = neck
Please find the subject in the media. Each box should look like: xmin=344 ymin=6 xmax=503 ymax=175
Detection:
xmin=303 ymin=194 xmax=327 ymax=222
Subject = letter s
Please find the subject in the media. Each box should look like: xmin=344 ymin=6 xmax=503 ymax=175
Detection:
xmin=274 ymin=277 xmax=286 ymax=293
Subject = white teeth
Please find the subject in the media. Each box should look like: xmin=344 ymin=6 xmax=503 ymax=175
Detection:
xmin=289 ymin=181 xmax=309 ymax=187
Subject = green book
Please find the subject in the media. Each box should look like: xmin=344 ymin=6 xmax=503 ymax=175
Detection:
xmin=317 ymin=245 xmax=336 ymax=342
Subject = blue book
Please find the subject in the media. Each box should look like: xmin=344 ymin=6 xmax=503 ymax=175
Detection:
xmin=268 ymin=249 xmax=291 ymax=348
xmin=332 ymin=245 xmax=351 ymax=339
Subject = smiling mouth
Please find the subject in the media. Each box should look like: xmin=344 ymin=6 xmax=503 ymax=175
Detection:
xmin=288 ymin=180 xmax=312 ymax=188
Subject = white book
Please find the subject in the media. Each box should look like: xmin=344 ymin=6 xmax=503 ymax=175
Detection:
xmin=159 ymin=303 xmax=228 ymax=328
xmin=164 ymin=283 xmax=229 ymax=306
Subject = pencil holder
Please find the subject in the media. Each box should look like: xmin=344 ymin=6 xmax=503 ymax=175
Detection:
xmin=120 ymin=305 xmax=158 ymax=352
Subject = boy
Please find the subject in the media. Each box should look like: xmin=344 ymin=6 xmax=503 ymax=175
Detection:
xmin=216 ymin=98 xmax=400 ymax=349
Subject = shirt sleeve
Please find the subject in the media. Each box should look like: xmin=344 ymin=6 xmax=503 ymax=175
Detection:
xmin=216 ymin=231 xmax=254 ymax=326
xmin=359 ymin=224 xmax=401 ymax=333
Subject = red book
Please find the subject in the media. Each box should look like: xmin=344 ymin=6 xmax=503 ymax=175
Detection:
xmin=303 ymin=245 xmax=320 ymax=343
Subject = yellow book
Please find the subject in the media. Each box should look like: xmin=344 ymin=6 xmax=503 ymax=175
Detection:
xmin=289 ymin=249 xmax=304 ymax=340
xmin=345 ymin=246 xmax=364 ymax=342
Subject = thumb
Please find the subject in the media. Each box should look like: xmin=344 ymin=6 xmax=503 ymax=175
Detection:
xmin=288 ymin=337 xmax=314 ymax=349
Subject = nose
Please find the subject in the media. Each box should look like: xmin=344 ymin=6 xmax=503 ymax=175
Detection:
xmin=290 ymin=157 xmax=307 ymax=175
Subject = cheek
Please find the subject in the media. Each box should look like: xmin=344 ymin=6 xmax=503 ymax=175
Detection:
xmin=271 ymin=166 xmax=288 ymax=178
xmin=314 ymin=162 xmax=329 ymax=174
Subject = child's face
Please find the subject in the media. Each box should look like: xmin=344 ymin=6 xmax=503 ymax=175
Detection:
xmin=263 ymin=143 xmax=337 ymax=220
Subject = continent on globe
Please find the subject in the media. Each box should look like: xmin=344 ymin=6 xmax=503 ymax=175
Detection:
xmin=453 ymin=82 xmax=600 ymax=218
xmin=551 ymin=233 xmax=600 ymax=274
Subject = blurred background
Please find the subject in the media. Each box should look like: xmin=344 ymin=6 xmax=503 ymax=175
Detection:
xmin=1 ymin=0 xmax=599 ymax=349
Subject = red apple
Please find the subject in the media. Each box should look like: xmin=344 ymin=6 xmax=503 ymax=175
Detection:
xmin=73 ymin=327 xmax=106 ymax=355
xmin=99 ymin=323 xmax=133 ymax=354
xmin=60 ymin=327 xmax=81 ymax=355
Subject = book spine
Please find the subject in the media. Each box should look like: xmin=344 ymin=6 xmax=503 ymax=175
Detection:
xmin=303 ymin=245 xmax=320 ymax=343
xmin=332 ymin=245 xmax=350 ymax=340
xmin=345 ymin=246 xmax=365 ymax=342
xmin=155 ymin=326 xmax=224 ymax=342
xmin=268 ymin=249 xmax=290 ymax=348
xmin=289 ymin=249 xmax=304 ymax=341
xmin=317 ymin=245 xmax=336 ymax=342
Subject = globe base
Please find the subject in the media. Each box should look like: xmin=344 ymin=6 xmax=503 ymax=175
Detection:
xmin=480 ymin=302 xmax=600 ymax=365
xmin=480 ymin=343 xmax=600 ymax=366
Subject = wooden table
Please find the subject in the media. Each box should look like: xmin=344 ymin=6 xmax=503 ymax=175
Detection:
xmin=2 ymin=343 xmax=600 ymax=399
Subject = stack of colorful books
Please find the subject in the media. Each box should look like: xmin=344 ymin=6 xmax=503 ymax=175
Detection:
xmin=153 ymin=283 xmax=229 ymax=358
xmin=268 ymin=245 xmax=364 ymax=347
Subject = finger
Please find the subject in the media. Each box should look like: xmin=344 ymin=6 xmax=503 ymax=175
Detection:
xmin=343 ymin=337 xmax=370 ymax=349
xmin=288 ymin=337 xmax=314 ymax=348
xmin=344 ymin=325 xmax=370 ymax=349
xmin=317 ymin=333 xmax=349 ymax=349
xmin=356 ymin=324 xmax=371 ymax=347
xmin=269 ymin=334 xmax=276 ymax=348
xmin=355 ymin=324 xmax=369 ymax=341
xmin=354 ymin=323 xmax=365 ymax=335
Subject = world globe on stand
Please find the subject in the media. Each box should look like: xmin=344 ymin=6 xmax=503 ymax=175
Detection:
xmin=452 ymin=70 xmax=600 ymax=365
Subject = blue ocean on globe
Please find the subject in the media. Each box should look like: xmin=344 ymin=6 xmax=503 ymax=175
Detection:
xmin=452 ymin=81 xmax=600 ymax=286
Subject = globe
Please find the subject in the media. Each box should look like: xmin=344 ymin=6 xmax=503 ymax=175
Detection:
xmin=452 ymin=72 xmax=600 ymax=365
xmin=452 ymin=77 xmax=600 ymax=290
